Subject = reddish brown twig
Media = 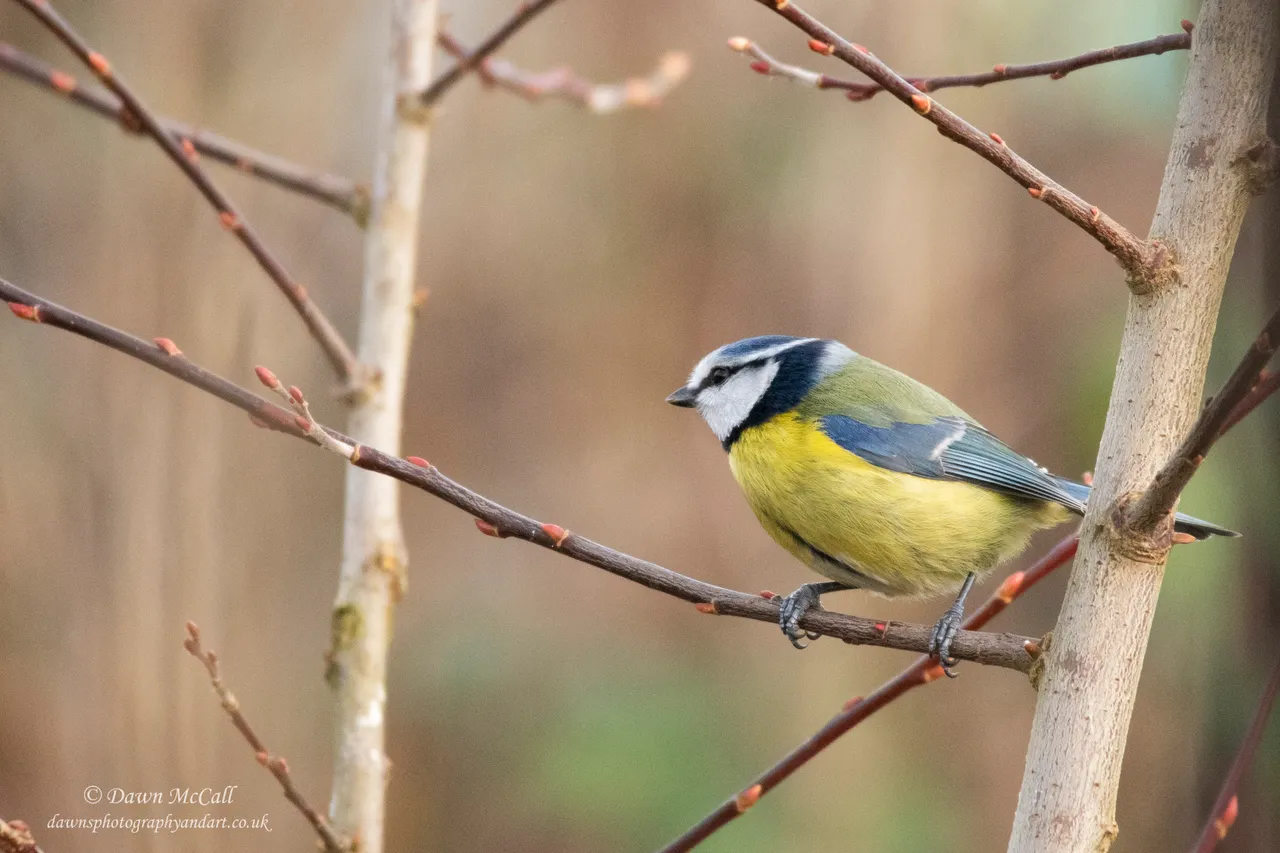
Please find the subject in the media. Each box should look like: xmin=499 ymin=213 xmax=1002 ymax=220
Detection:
xmin=11 ymin=0 xmax=361 ymax=383
xmin=657 ymin=534 xmax=1078 ymax=853
xmin=0 ymin=818 xmax=42 ymax=853
xmin=1 ymin=277 xmax=1037 ymax=671
xmin=1191 ymin=649 xmax=1280 ymax=852
xmin=729 ymin=28 xmax=1191 ymax=102
xmin=0 ymin=42 xmax=369 ymax=221
xmin=420 ymin=0 xmax=562 ymax=106
xmin=1128 ymin=301 xmax=1280 ymax=534
xmin=746 ymin=0 xmax=1172 ymax=291
xmin=182 ymin=622 xmax=345 ymax=853
xmin=437 ymin=31 xmax=690 ymax=112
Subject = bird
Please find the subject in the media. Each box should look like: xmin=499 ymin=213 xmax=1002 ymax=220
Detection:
xmin=666 ymin=335 xmax=1237 ymax=674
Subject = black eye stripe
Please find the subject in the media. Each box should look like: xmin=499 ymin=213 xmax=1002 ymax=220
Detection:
xmin=702 ymin=358 xmax=768 ymax=390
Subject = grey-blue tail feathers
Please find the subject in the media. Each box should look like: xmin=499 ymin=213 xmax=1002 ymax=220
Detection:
xmin=1053 ymin=477 xmax=1238 ymax=540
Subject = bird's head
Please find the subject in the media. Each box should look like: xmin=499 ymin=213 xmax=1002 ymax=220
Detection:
xmin=668 ymin=335 xmax=854 ymax=447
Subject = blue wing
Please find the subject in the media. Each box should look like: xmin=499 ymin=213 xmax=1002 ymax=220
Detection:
xmin=818 ymin=414 xmax=1085 ymax=511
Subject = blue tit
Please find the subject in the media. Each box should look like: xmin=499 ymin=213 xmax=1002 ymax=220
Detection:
xmin=667 ymin=335 xmax=1237 ymax=673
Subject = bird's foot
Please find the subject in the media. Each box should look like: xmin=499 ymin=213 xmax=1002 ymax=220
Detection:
xmin=928 ymin=572 xmax=976 ymax=678
xmin=927 ymin=604 xmax=964 ymax=678
xmin=777 ymin=582 xmax=847 ymax=649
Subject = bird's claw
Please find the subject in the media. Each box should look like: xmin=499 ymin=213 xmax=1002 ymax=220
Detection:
xmin=777 ymin=586 xmax=823 ymax=649
xmin=928 ymin=605 xmax=964 ymax=678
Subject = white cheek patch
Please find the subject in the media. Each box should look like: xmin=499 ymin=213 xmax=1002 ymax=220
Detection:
xmin=696 ymin=361 xmax=780 ymax=442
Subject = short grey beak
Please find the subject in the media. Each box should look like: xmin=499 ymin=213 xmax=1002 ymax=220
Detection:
xmin=666 ymin=386 xmax=696 ymax=408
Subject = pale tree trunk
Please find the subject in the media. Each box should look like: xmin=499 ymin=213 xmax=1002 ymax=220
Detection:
xmin=328 ymin=1 xmax=438 ymax=849
xmin=1007 ymin=2 xmax=1277 ymax=852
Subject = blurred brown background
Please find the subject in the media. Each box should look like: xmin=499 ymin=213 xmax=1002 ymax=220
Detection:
xmin=1 ymin=0 xmax=1277 ymax=850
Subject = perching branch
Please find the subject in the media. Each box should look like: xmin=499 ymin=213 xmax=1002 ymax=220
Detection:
xmin=1191 ymin=649 xmax=1280 ymax=853
xmin=11 ymin=0 xmax=362 ymax=383
xmin=658 ymin=534 xmax=1079 ymax=853
xmin=419 ymin=0 xmax=562 ymax=107
xmin=0 ymin=42 xmax=369 ymax=222
xmin=437 ymin=32 xmax=691 ymax=113
xmin=0 ymin=277 xmax=1039 ymax=673
xmin=745 ymin=0 xmax=1173 ymax=292
xmin=729 ymin=25 xmax=1191 ymax=103
xmin=1127 ymin=298 xmax=1280 ymax=535
xmin=182 ymin=622 xmax=345 ymax=853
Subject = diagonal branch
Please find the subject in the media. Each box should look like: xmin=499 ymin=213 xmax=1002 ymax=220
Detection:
xmin=436 ymin=31 xmax=690 ymax=113
xmin=656 ymin=535 xmax=1078 ymax=853
xmin=1127 ymin=299 xmax=1280 ymax=534
xmin=11 ymin=0 xmax=362 ymax=383
xmin=183 ymin=622 xmax=346 ymax=853
xmin=745 ymin=0 xmax=1174 ymax=292
xmin=0 ymin=42 xmax=369 ymax=222
xmin=0 ymin=276 xmax=1037 ymax=673
xmin=730 ymin=26 xmax=1191 ymax=103
xmin=1191 ymin=647 xmax=1280 ymax=853
xmin=419 ymin=0 xmax=561 ymax=107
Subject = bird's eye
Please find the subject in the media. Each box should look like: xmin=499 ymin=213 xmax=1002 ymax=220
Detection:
xmin=708 ymin=366 xmax=732 ymax=385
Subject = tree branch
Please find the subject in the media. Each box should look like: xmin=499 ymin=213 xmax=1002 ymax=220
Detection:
xmin=436 ymin=31 xmax=690 ymax=113
xmin=1127 ymin=300 xmax=1280 ymax=534
xmin=0 ymin=276 xmax=1038 ymax=672
xmin=182 ymin=622 xmax=345 ymax=853
xmin=1191 ymin=648 xmax=1280 ymax=853
xmin=326 ymin=1 xmax=438 ymax=848
xmin=746 ymin=0 xmax=1173 ymax=291
xmin=658 ymin=534 xmax=1079 ymax=853
xmin=419 ymin=0 xmax=561 ymax=107
xmin=729 ymin=26 xmax=1191 ymax=103
xmin=10 ymin=0 xmax=362 ymax=383
xmin=1008 ymin=1 xmax=1278 ymax=850
xmin=0 ymin=42 xmax=369 ymax=222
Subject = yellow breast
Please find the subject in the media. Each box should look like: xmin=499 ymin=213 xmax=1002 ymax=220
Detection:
xmin=727 ymin=412 xmax=1068 ymax=597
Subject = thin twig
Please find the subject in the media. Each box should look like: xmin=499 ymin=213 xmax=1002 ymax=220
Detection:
xmin=0 ymin=818 xmax=42 ymax=853
xmin=729 ymin=27 xmax=1191 ymax=102
xmin=182 ymin=622 xmax=346 ymax=853
xmin=11 ymin=0 xmax=362 ymax=383
xmin=1128 ymin=301 xmax=1280 ymax=533
xmin=437 ymin=31 xmax=690 ymax=113
xmin=420 ymin=0 xmax=561 ymax=106
xmin=1191 ymin=649 xmax=1280 ymax=853
xmin=0 ymin=277 xmax=1038 ymax=672
xmin=656 ymin=534 xmax=1078 ymax=853
xmin=746 ymin=0 xmax=1173 ymax=291
xmin=0 ymin=42 xmax=369 ymax=221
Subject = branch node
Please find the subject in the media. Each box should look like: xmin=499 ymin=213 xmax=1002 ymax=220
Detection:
xmin=540 ymin=522 xmax=572 ymax=547
xmin=1109 ymin=492 xmax=1174 ymax=562
xmin=7 ymin=302 xmax=41 ymax=322
xmin=1214 ymin=795 xmax=1239 ymax=840
xmin=1233 ymin=137 xmax=1280 ymax=195
xmin=997 ymin=571 xmax=1026 ymax=603
xmin=475 ymin=519 xmax=505 ymax=538
xmin=1028 ymin=631 xmax=1053 ymax=691
xmin=152 ymin=337 xmax=183 ymax=356
xmin=733 ymin=784 xmax=763 ymax=813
